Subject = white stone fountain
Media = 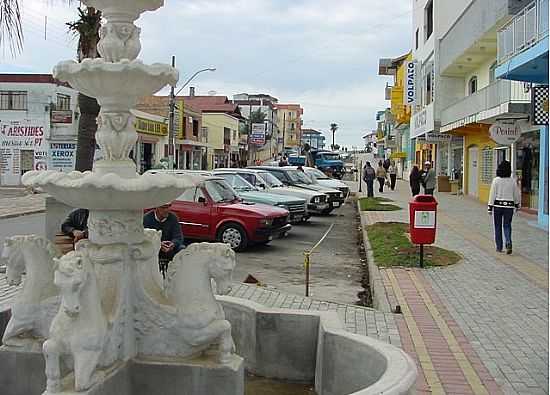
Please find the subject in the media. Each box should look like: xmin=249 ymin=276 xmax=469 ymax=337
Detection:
xmin=0 ymin=1 xmax=419 ymax=394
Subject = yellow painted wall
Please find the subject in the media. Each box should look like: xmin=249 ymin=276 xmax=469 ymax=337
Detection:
xmin=391 ymin=52 xmax=412 ymax=124
xmin=463 ymin=128 xmax=495 ymax=203
xmin=202 ymin=113 xmax=240 ymax=150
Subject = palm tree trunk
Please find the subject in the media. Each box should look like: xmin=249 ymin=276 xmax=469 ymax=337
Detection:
xmin=75 ymin=93 xmax=100 ymax=171
xmin=332 ymin=131 xmax=335 ymax=150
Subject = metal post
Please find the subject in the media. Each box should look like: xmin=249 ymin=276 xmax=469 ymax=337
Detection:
xmin=419 ymin=244 xmax=424 ymax=268
xmin=304 ymin=252 xmax=310 ymax=297
xmin=358 ymin=160 xmax=362 ymax=192
xmin=168 ymin=55 xmax=176 ymax=170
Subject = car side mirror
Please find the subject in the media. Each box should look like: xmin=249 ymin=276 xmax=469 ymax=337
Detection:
xmin=198 ymin=196 xmax=207 ymax=204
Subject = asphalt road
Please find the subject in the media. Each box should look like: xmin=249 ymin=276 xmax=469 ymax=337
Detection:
xmin=0 ymin=213 xmax=45 ymax=255
xmin=0 ymin=200 xmax=364 ymax=304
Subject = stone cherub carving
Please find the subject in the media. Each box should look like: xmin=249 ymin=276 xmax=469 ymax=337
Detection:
xmin=1 ymin=235 xmax=61 ymax=348
xmin=43 ymin=250 xmax=108 ymax=393
xmin=135 ymin=240 xmax=236 ymax=363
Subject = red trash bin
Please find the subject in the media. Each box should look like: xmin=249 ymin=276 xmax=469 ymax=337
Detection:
xmin=409 ymin=195 xmax=438 ymax=245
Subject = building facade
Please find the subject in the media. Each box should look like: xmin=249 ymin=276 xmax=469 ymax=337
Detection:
xmin=495 ymin=0 xmax=549 ymax=226
xmin=301 ymin=128 xmax=326 ymax=150
xmin=275 ymin=104 xmax=304 ymax=153
xmin=0 ymin=74 xmax=78 ymax=185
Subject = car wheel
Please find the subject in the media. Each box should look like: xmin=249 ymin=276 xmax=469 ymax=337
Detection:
xmin=217 ymin=223 xmax=248 ymax=251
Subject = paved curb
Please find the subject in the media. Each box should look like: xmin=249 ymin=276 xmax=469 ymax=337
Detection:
xmin=0 ymin=209 xmax=45 ymax=220
xmin=357 ymin=200 xmax=392 ymax=313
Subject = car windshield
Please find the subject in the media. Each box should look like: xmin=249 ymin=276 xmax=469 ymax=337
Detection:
xmin=306 ymin=168 xmax=330 ymax=179
xmin=258 ymin=172 xmax=284 ymax=188
xmin=287 ymin=169 xmax=313 ymax=184
xmin=216 ymin=173 xmax=257 ymax=192
xmin=320 ymin=153 xmax=341 ymax=161
xmin=204 ymin=179 xmax=239 ymax=203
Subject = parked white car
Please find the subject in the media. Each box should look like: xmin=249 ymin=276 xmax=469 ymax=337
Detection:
xmin=303 ymin=167 xmax=350 ymax=197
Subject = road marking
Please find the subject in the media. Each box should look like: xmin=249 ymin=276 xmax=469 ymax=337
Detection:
xmin=408 ymin=270 xmax=490 ymax=395
xmin=386 ymin=269 xmax=445 ymax=394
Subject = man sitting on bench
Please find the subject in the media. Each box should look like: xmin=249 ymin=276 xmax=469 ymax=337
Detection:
xmin=61 ymin=208 xmax=89 ymax=242
xmin=143 ymin=202 xmax=184 ymax=278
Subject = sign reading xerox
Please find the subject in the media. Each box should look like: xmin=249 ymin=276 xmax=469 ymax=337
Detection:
xmin=49 ymin=142 xmax=77 ymax=171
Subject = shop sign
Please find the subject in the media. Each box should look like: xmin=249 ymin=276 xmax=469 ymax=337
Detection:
xmin=250 ymin=123 xmax=266 ymax=145
xmin=404 ymin=61 xmax=416 ymax=106
xmin=489 ymin=121 xmax=522 ymax=145
xmin=0 ymin=121 xmax=49 ymax=176
xmin=425 ymin=132 xmax=452 ymax=142
xmin=49 ymin=142 xmax=76 ymax=171
xmin=411 ymin=104 xmax=434 ymax=138
xmin=134 ymin=117 xmax=168 ymax=136
xmin=390 ymin=151 xmax=407 ymax=159
xmin=51 ymin=110 xmax=73 ymax=124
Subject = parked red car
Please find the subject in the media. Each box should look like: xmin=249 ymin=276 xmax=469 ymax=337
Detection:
xmin=169 ymin=176 xmax=291 ymax=251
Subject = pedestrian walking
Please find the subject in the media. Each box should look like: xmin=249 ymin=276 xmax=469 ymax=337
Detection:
xmin=409 ymin=165 xmax=421 ymax=196
xmin=279 ymin=155 xmax=289 ymax=167
xmin=388 ymin=161 xmax=397 ymax=191
xmin=488 ymin=160 xmax=520 ymax=254
xmin=363 ymin=162 xmax=376 ymax=197
xmin=422 ymin=161 xmax=436 ymax=195
xmin=376 ymin=160 xmax=387 ymax=193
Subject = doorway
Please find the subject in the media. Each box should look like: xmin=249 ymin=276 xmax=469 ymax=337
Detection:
xmin=468 ymin=146 xmax=478 ymax=197
xmin=20 ymin=150 xmax=34 ymax=175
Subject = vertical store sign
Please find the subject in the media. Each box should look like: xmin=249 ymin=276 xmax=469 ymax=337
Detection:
xmin=404 ymin=61 xmax=416 ymax=106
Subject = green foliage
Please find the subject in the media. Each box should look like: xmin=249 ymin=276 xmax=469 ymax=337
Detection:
xmin=366 ymin=222 xmax=461 ymax=268
xmin=250 ymin=108 xmax=267 ymax=124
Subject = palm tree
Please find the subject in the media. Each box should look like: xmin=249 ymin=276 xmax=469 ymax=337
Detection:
xmin=67 ymin=7 xmax=102 ymax=171
xmin=330 ymin=123 xmax=338 ymax=151
xmin=0 ymin=2 xmax=102 ymax=171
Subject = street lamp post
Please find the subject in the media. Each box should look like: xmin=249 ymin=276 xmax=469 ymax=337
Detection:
xmin=168 ymin=57 xmax=216 ymax=169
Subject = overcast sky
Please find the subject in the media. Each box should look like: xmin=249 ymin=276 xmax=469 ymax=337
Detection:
xmin=1 ymin=0 xmax=412 ymax=147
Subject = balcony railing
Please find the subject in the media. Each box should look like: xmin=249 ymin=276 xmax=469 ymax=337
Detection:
xmin=441 ymin=79 xmax=530 ymax=127
xmin=498 ymin=0 xmax=549 ymax=64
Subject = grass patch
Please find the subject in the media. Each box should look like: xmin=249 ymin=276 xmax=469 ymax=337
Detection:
xmin=366 ymin=222 xmax=461 ymax=268
xmin=358 ymin=197 xmax=401 ymax=211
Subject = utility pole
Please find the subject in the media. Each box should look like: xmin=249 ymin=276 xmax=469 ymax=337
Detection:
xmin=168 ymin=55 xmax=176 ymax=170
xmin=282 ymin=112 xmax=286 ymax=155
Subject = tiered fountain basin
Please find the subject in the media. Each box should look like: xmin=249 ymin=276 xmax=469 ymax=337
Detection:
xmin=0 ymin=296 xmax=417 ymax=395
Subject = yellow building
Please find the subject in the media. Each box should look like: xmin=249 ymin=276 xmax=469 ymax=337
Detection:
xmin=130 ymin=109 xmax=168 ymax=173
xmin=202 ymin=113 xmax=240 ymax=168
xmin=275 ymin=104 xmax=303 ymax=152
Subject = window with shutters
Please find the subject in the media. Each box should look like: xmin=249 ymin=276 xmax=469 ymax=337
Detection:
xmin=0 ymin=91 xmax=27 ymax=110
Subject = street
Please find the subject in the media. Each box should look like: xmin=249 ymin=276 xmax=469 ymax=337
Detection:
xmin=0 ymin=213 xmax=45 ymax=255
xmin=234 ymin=197 xmax=364 ymax=304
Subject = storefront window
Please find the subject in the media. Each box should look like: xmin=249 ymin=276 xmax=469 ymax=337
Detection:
xmin=515 ymin=130 xmax=540 ymax=210
xmin=481 ymin=148 xmax=493 ymax=184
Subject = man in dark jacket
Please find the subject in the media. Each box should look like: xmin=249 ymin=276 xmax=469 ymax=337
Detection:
xmin=61 ymin=208 xmax=89 ymax=242
xmin=143 ymin=203 xmax=184 ymax=265
xmin=362 ymin=162 xmax=376 ymax=197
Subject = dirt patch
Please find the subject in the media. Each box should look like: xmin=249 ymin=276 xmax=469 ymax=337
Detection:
xmin=366 ymin=222 xmax=462 ymax=268
xmin=246 ymin=373 xmax=316 ymax=395
xmin=355 ymin=210 xmax=372 ymax=307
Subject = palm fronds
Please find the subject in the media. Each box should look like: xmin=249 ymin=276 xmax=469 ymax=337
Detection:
xmin=0 ymin=0 xmax=23 ymax=56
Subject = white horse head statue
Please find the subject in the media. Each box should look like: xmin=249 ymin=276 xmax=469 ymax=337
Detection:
xmin=2 ymin=235 xmax=62 ymax=347
xmin=54 ymin=251 xmax=88 ymax=317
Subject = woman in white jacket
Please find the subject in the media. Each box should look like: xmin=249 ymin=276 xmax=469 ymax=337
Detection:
xmin=488 ymin=160 xmax=521 ymax=254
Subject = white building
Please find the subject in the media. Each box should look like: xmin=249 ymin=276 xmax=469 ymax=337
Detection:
xmin=0 ymin=74 xmax=79 ymax=185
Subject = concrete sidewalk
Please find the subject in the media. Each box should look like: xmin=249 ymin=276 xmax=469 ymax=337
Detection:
xmin=360 ymin=181 xmax=549 ymax=394
xmin=0 ymin=190 xmax=46 ymax=220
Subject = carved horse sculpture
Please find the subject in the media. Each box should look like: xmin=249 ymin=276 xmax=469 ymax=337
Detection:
xmin=135 ymin=242 xmax=236 ymax=363
xmin=43 ymin=251 xmax=108 ymax=393
xmin=1 ymin=235 xmax=61 ymax=347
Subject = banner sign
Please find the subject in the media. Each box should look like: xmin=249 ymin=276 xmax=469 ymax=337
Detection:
xmin=49 ymin=142 xmax=76 ymax=171
xmin=250 ymin=123 xmax=266 ymax=145
xmin=424 ymin=132 xmax=452 ymax=142
xmin=489 ymin=121 xmax=522 ymax=145
xmin=404 ymin=61 xmax=416 ymax=106
xmin=51 ymin=110 xmax=73 ymax=124
xmin=0 ymin=121 xmax=49 ymax=184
